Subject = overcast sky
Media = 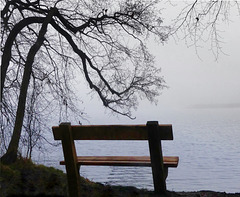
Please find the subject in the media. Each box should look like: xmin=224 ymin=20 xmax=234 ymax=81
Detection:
xmin=75 ymin=2 xmax=240 ymax=125
xmin=151 ymin=16 xmax=240 ymax=109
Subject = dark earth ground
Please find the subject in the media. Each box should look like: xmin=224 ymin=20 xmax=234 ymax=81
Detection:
xmin=1 ymin=158 xmax=239 ymax=197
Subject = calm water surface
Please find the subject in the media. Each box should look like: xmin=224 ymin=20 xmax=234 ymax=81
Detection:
xmin=35 ymin=108 xmax=240 ymax=193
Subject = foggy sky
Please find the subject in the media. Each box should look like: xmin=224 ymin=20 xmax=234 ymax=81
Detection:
xmin=73 ymin=4 xmax=240 ymax=125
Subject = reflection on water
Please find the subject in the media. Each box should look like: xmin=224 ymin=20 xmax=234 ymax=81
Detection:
xmin=36 ymin=108 xmax=240 ymax=193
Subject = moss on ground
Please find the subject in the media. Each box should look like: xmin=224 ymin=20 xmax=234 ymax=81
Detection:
xmin=0 ymin=158 xmax=68 ymax=196
xmin=0 ymin=158 xmax=156 ymax=197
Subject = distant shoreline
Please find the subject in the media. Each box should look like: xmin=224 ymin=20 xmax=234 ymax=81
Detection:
xmin=189 ymin=103 xmax=240 ymax=109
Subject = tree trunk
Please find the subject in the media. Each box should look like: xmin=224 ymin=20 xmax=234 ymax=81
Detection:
xmin=1 ymin=17 xmax=45 ymax=102
xmin=1 ymin=9 xmax=56 ymax=164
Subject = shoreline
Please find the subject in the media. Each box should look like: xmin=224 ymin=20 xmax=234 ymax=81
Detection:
xmin=1 ymin=159 xmax=239 ymax=197
xmin=5 ymin=191 xmax=240 ymax=197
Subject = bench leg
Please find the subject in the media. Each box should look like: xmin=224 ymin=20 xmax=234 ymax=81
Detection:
xmin=60 ymin=123 xmax=81 ymax=197
xmin=65 ymin=164 xmax=81 ymax=197
xmin=147 ymin=121 xmax=167 ymax=194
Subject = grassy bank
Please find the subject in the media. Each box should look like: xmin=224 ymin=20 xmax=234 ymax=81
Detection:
xmin=1 ymin=158 xmax=239 ymax=197
xmin=0 ymin=158 xmax=157 ymax=197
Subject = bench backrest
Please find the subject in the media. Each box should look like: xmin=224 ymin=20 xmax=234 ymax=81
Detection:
xmin=52 ymin=123 xmax=173 ymax=141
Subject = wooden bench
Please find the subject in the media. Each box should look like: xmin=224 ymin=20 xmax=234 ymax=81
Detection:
xmin=52 ymin=121 xmax=179 ymax=196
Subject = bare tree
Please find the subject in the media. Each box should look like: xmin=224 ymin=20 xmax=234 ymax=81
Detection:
xmin=1 ymin=0 xmax=168 ymax=164
xmin=168 ymin=0 xmax=240 ymax=59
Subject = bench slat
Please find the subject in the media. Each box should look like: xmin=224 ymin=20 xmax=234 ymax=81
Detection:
xmin=53 ymin=124 xmax=173 ymax=140
xmin=60 ymin=156 xmax=179 ymax=168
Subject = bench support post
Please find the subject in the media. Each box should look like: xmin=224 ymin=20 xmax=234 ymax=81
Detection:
xmin=60 ymin=123 xmax=81 ymax=197
xmin=147 ymin=121 xmax=167 ymax=194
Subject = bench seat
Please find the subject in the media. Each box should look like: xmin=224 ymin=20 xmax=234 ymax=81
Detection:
xmin=60 ymin=156 xmax=179 ymax=167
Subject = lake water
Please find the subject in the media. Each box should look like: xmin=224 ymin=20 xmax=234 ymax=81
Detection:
xmin=34 ymin=108 xmax=240 ymax=193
